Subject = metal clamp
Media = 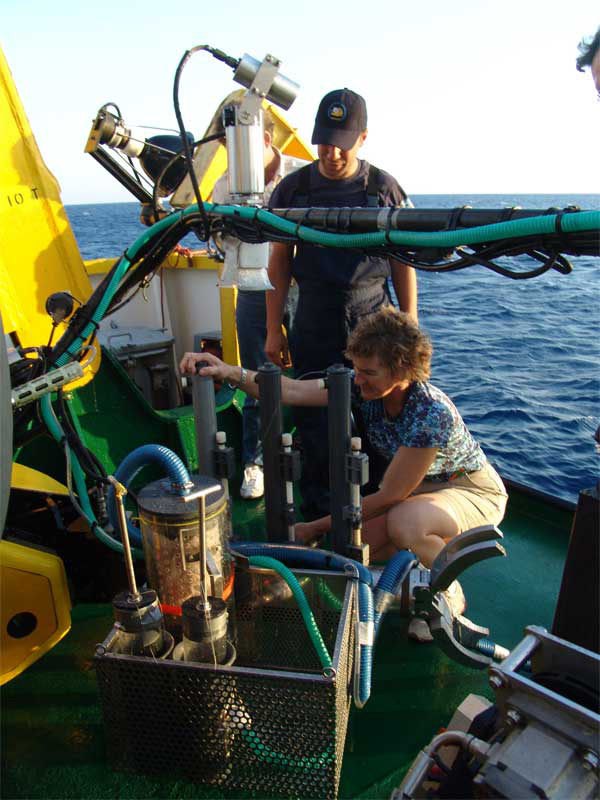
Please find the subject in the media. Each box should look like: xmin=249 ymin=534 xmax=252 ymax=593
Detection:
xmin=407 ymin=525 xmax=508 ymax=669
xmin=238 ymin=55 xmax=280 ymax=122
xmin=429 ymin=525 xmax=505 ymax=593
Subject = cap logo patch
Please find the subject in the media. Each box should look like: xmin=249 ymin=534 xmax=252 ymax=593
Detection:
xmin=327 ymin=102 xmax=347 ymax=122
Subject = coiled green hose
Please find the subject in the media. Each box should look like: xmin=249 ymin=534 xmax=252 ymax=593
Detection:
xmin=240 ymin=728 xmax=332 ymax=770
xmin=208 ymin=205 xmax=600 ymax=249
xmin=248 ymin=555 xmax=332 ymax=670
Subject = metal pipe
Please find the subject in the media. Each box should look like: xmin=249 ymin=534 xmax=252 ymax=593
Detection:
xmin=198 ymin=494 xmax=210 ymax=610
xmin=224 ymin=104 xmax=265 ymax=204
xmin=258 ymin=363 xmax=285 ymax=542
xmin=108 ymin=476 xmax=139 ymax=599
xmin=95 ymin=625 xmax=121 ymax=656
xmin=192 ymin=372 xmax=217 ymax=478
xmin=233 ymin=53 xmax=299 ymax=110
xmin=326 ymin=365 xmax=352 ymax=554
xmin=216 ymin=430 xmax=229 ymax=497
xmin=394 ymin=731 xmax=490 ymax=799
xmin=180 ymin=481 xmax=223 ymax=608
xmin=89 ymin=149 xmax=154 ymax=204
xmin=283 ymin=432 xmax=295 ymax=542
xmin=350 ymin=437 xmax=362 ymax=547
xmin=496 ymin=631 xmax=539 ymax=673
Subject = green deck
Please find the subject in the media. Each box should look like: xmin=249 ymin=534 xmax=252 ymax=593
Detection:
xmin=1 ymin=482 xmax=572 ymax=800
xmin=4 ymin=349 xmax=576 ymax=798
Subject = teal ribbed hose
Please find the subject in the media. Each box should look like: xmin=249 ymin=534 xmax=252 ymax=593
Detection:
xmin=205 ymin=205 xmax=600 ymax=249
xmin=55 ymin=255 xmax=133 ymax=366
xmin=240 ymin=728 xmax=332 ymax=770
xmin=108 ymin=202 xmax=600 ymax=260
xmin=56 ymin=204 xmax=598 ymax=366
xmin=149 ymin=202 xmax=598 ymax=249
xmin=248 ymin=555 xmax=332 ymax=670
xmin=39 ymin=394 xmax=144 ymax=558
xmin=317 ymin=578 xmax=343 ymax=612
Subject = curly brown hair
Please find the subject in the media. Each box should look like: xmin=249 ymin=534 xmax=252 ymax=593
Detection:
xmin=345 ymin=307 xmax=432 ymax=383
xmin=576 ymin=27 xmax=600 ymax=71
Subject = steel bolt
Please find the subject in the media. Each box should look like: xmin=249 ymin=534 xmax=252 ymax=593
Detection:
xmin=582 ymin=750 xmax=599 ymax=772
xmin=489 ymin=674 xmax=505 ymax=691
xmin=505 ymin=708 xmax=523 ymax=727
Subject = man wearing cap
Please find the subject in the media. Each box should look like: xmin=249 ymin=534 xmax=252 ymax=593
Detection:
xmin=265 ymin=88 xmax=417 ymax=519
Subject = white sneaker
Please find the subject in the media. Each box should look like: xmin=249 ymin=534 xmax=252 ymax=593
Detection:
xmin=442 ymin=580 xmax=466 ymax=616
xmin=408 ymin=617 xmax=434 ymax=642
xmin=240 ymin=464 xmax=264 ymax=500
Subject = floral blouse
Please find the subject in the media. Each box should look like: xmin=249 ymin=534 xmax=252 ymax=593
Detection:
xmin=354 ymin=381 xmax=487 ymax=481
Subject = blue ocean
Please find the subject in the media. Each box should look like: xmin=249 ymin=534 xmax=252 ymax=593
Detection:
xmin=66 ymin=195 xmax=600 ymax=506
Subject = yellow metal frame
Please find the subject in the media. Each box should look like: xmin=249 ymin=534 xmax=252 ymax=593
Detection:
xmin=84 ymin=253 xmax=240 ymax=364
xmin=1 ymin=49 xmax=313 ymax=390
xmin=11 ymin=463 xmax=69 ymax=495
xmin=0 ymin=539 xmax=72 ymax=685
xmin=0 ymin=47 xmax=99 ymax=388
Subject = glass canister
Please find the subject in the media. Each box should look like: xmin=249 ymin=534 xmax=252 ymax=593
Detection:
xmin=137 ymin=475 xmax=234 ymax=635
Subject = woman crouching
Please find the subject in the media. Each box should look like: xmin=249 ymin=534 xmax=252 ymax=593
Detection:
xmin=180 ymin=307 xmax=508 ymax=638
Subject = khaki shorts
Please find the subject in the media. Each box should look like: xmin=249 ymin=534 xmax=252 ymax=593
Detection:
xmin=411 ymin=462 xmax=508 ymax=533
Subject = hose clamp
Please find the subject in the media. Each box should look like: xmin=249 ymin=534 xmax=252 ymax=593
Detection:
xmin=343 ymin=562 xmax=360 ymax=580
xmin=357 ymin=620 xmax=374 ymax=646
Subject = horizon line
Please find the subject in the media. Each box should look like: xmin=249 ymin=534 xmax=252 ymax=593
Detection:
xmin=64 ymin=191 xmax=600 ymax=207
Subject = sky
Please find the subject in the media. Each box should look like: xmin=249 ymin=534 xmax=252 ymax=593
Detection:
xmin=2 ymin=0 xmax=598 ymax=204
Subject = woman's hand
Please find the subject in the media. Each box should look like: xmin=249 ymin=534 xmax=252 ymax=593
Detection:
xmin=179 ymin=351 xmax=235 ymax=384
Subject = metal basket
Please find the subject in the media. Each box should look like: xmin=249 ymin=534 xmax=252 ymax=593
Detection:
xmin=95 ymin=568 xmax=355 ymax=800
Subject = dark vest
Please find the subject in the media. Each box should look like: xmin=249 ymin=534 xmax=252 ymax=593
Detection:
xmin=288 ymin=163 xmax=393 ymax=372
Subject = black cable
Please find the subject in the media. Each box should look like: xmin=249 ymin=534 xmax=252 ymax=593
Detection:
xmin=9 ymin=351 xmax=44 ymax=387
xmin=49 ymin=255 xmax=126 ymax=365
xmin=105 ymin=213 xmax=195 ymax=313
xmin=56 ymin=390 xmax=110 ymax=485
xmin=49 ymin=200 xmax=595 ymax=371
xmin=386 ymin=243 xmax=571 ymax=278
xmin=104 ymin=208 xmax=213 ymax=319
xmin=105 ymin=219 xmax=185 ymax=310
xmin=214 ymin=206 xmax=586 ymax=276
xmin=46 ymin=323 xmax=59 ymax=348
xmin=104 ymin=283 xmax=146 ymax=317
xmin=100 ymin=102 xmax=123 ymax=117
xmin=11 ymin=416 xmax=46 ymax=449
xmin=430 ymin=752 xmax=452 ymax=777
xmin=172 ymin=47 xmax=211 ymax=239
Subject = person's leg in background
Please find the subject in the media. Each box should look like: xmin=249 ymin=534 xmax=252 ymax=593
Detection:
xmin=236 ymin=290 xmax=267 ymax=499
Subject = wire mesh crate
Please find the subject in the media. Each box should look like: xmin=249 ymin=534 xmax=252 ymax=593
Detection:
xmin=94 ymin=568 xmax=355 ymax=800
